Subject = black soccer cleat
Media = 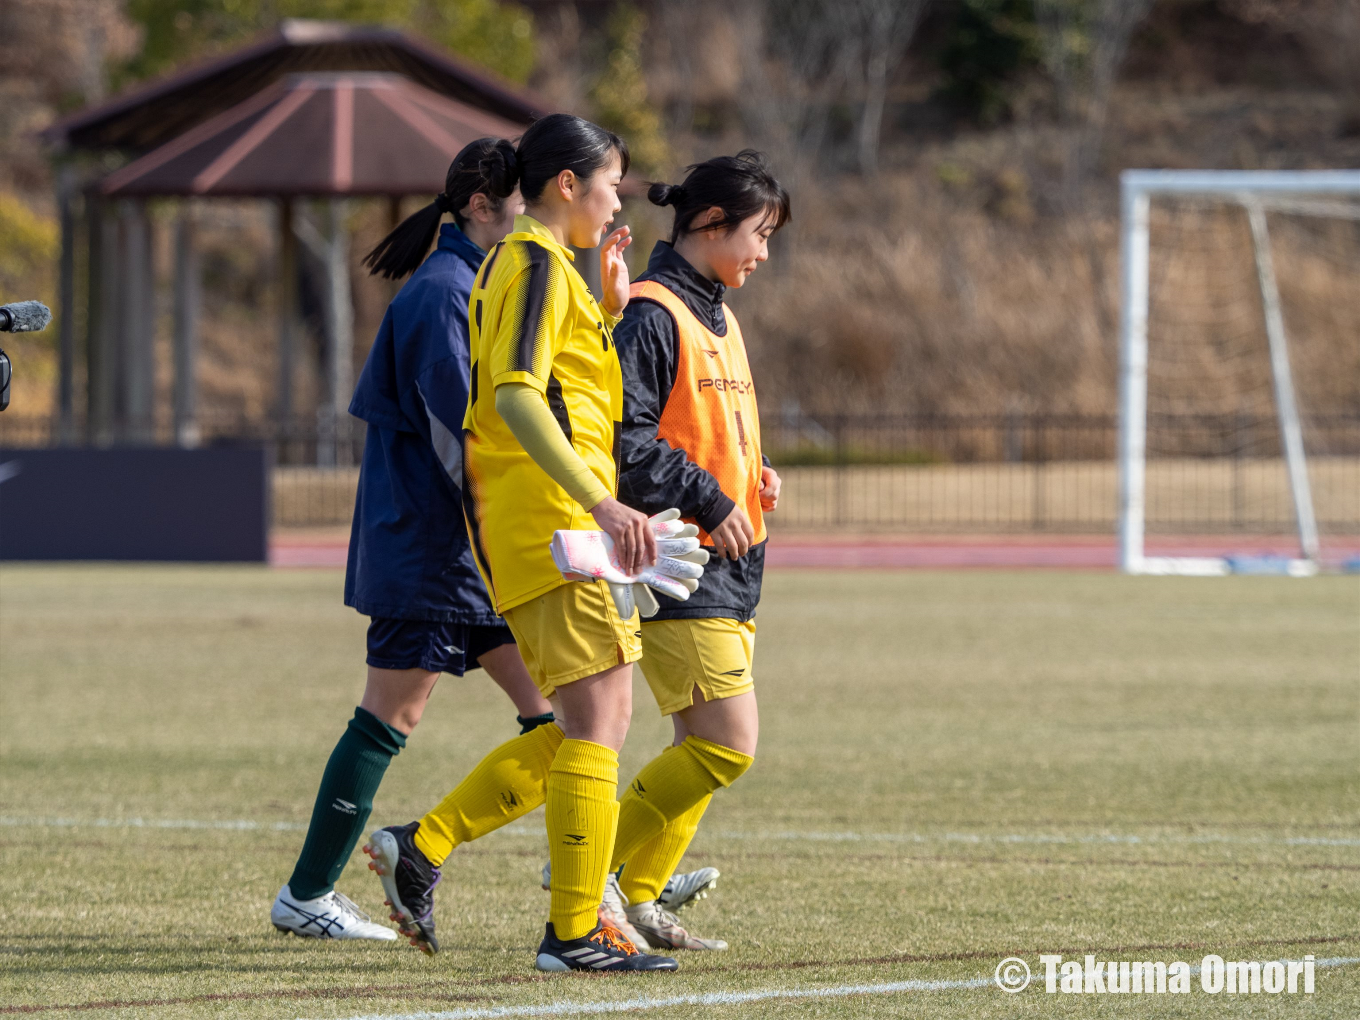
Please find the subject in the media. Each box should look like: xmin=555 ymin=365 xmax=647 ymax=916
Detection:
xmin=535 ymin=921 xmax=679 ymax=972
xmin=363 ymin=821 xmax=441 ymax=954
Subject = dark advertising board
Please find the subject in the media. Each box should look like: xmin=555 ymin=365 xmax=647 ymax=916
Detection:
xmin=0 ymin=446 xmax=269 ymax=562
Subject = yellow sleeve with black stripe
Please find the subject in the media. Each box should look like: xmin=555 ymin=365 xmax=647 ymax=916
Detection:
xmin=489 ymin=244 xmax=571 ymax=395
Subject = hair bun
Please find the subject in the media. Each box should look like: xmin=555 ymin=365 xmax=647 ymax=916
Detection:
xmin=647 ymin=182 xmax=684 ymax=207
xmin=482 ymin=138 xmax=523 ymax=198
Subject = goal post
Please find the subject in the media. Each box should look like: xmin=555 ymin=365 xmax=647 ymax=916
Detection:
xmin=1117 ymin=170 xmax=1360 ymax=575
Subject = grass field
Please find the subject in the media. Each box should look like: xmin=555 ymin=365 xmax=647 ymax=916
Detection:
xmin=1 ymin=565 xmax=1357 ymax=1018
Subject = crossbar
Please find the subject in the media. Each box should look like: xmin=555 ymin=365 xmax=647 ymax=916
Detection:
xmin=1121 ymin=169 xmax=1360 ymax=195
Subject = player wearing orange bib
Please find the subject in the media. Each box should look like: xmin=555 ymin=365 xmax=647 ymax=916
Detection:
xmin=604 ymin=152 xmax=791 ymax=951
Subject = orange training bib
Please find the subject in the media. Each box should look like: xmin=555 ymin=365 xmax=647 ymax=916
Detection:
xmin=630 ymin=280 xmax=766 ymax=545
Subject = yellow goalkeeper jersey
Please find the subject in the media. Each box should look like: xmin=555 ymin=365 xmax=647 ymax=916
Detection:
xmin=463 ymin=215 xmax=623 ymax=613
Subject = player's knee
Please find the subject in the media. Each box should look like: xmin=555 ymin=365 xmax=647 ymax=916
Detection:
xmin=348 ymin=706 xmax=409 ymax=756
xmin=683 ymin=735 xmax=754 ymax=789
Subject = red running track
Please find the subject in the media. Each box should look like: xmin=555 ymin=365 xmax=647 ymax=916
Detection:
xmin=270 ymin=533 xmax=1360 ymax=570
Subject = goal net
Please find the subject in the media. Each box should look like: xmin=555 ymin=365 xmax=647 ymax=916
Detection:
xmin=1118 ymin=171 xmax=1360 ymax=575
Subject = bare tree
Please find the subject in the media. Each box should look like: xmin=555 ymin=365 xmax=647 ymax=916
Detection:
xmin=1033 ymin=0 xmax=1154 ymax=210
xmin=839 ymin=0 xmax=930 ymax=177
xmin=527 ymin=1 xmax=587 ymax=116
xmin=1225 ymin=0 xmax=1360 ymax=131
xmin=656 ymin=0 xmax=699 ymax=138
xmin=740 ymin=0 xmax=848 ymax=172
xmin=0 ymin=0 xmax=138 ymax=191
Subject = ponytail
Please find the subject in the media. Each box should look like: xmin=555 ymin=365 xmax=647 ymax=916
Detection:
xmin=363 ymin=137 xmax=513 ymax=280
xmin=648 ymin=150 xmax=791 ymax=244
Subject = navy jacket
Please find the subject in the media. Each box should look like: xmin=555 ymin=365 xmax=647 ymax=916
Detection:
xmin=344 ymin=225 xmax=502 ymax=626
xmin=615 ymin=242 xmax=767 ymax=623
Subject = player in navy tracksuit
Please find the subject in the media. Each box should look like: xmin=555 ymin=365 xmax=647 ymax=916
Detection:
xmin=270 ymin=140 xmax=555 ymax=943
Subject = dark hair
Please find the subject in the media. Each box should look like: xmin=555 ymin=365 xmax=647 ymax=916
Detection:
xmin=647 ymin=150 xmax=791 ymax=244
xmin=363 ymin=137 xmax=510 ymax=280
xmin=482 ymin=113 xmax=630 ymax=205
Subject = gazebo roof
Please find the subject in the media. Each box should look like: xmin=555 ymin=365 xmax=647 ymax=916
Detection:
xmin=43 ymin=19 xmax=540 ymax=155
xmin=100 ymin=72 xmax=524 ymax=198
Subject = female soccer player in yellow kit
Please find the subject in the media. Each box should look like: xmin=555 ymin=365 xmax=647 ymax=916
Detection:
xmin=456 ymin=115 xmax=676 ymax=973
xmin=604 ymin=151 xmax=790 ymax=952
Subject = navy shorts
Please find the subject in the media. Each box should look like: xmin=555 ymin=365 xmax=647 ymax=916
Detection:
xmin=366 ymin=618 xmax=516 ymax=676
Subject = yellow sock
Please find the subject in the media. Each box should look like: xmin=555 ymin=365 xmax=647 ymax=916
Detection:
xmin=414 ymin=722 xmax=564 ymax=867
xmin=618 ymin=794 xmax=711 ymax=904
xmin=610 ymin=736 xmax=753 ymax=874
xmin=546 ymin=739 xmax=620 ymax=941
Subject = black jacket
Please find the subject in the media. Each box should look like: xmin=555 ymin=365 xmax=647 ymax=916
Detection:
xmin=616 ymin=242 xmax=766 ymax=622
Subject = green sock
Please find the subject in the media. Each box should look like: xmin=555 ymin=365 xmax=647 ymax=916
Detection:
xmin=287 ymin=706 xmax=407 ymax=901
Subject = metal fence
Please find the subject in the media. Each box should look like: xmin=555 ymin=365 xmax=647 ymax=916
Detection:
xmin=758 ymin=413 xmax=1360 ymax=534
xmin=0 ymin=414 xmax=368 ymax=466
xmin=4 ymin=413 xmax=1358 ymax=534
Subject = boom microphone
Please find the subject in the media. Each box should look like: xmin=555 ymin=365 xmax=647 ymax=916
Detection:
xmin=0 ymin=301 xmax=52 ymax=333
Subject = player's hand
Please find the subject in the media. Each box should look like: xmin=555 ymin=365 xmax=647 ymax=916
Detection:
xmin=599 ymin=226 xmax=632 ymax=319
xmin=589 ymin=495 xmax=656 ymax=572
xmin=759 ymin=465 xmax=781 ymax=512
xmin=709 ymin=505 xmax=755 ymax=560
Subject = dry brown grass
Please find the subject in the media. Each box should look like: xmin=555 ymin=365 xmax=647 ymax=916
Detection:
xmin=734 ymin=168 xmax=1119 ymax=418
xmin=735 ymin=162 xmax=1360 ymax=422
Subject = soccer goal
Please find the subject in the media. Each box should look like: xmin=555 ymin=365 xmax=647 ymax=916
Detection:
xmin=1117 ymin=170 xmax=1360 ymax=575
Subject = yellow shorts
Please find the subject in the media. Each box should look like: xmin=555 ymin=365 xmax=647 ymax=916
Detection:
xmin=502 ymin=579 xmax=642 ymax=698
xmin=638 ymin=617 xmax=756 ymax=716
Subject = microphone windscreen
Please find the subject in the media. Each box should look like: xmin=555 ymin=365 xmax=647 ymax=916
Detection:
xmin=1 ymin=301 xmax=52 ymax=332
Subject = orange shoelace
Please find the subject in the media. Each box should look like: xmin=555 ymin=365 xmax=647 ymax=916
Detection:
xmin=590 ymin=924 xmax=639 ymax=955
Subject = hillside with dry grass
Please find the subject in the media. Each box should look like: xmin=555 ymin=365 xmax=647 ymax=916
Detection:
xmin=691 ymin=0 xmax=1360 ymax=419
xmin=0 ymin=0 xmax=1356 ymax=429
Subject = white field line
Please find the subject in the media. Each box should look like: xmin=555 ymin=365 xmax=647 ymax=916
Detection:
xmin=314 ymin=959 xmax=1360 ymax=1020
xmin=315 ymin=976 xmax=992 ymax=1020
xmin=501 ymin=824 xmax=1360 ymax=849
xmin=0 ymin=815 xmax=306 ymax=832
xmin=3 ymin=815 xmax=1358 ymax=847
xmin=701 ymin=829 xmax=1360 ymax=849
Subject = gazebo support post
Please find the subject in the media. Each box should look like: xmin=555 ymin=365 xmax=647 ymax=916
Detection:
xmin=86 ymin=192 xmax=116 ymax=446
xmin=277 ymin=198 xmax=298 ymax=457
xmin=119 ymin=199 xmax=156 ymax=445
xmin=319 ymin=198 xmax=353 ymax=467
xmin=56 ymin=168 xmax=78 ymax=445
xmin=383 ymin=195 xmax=403 ymax=301
xmin=173 ymin=204 xmax=200 ymax=448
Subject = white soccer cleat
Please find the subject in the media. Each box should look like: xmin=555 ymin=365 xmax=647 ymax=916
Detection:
xmin=599 ymin=873 xmax=652 ymax=951
xmin=659 ymin=867 xmax=721 ymax=913
xmin=626 ymin=898 xmax=727 ymax=951
xmin=270 ymin=884 xmax=397 ymax=941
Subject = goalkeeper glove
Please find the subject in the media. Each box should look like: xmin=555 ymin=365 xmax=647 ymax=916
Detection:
xmin=550 ymin=509 xmax=709 ymax=619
